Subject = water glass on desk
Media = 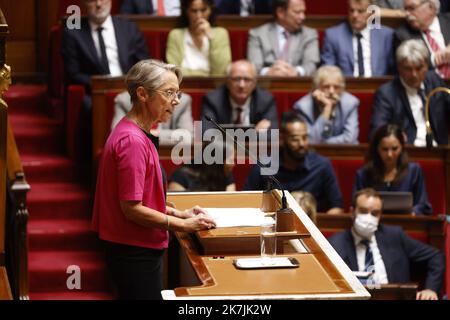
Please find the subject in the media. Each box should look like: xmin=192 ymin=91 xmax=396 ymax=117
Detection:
xmin=260 ymin=218 xmax=277 ymax=265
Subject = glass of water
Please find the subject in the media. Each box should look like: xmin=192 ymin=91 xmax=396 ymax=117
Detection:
xmin=260 ymin=218 xmax=277 ymax=265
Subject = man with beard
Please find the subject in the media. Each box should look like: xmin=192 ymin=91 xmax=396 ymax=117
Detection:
xmin=329 ymin=188 xmax=444 ymax=300
xmin=293 ymin=65 xmax=360 ymax=144
xmin=394 ymin=0 xmax=450 ymax=78
xmin=243 ymin=112 xmax=343 ymax=214
xmin=61 ymin=0 xmax=149 ymax=95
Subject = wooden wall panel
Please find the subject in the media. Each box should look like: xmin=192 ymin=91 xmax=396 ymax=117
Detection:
xmin=0 ymin=0 xmax=37 ymax=74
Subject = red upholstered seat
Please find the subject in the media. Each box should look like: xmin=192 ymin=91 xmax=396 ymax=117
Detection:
xmin=304 ymin=0 xmax=347 ymax=14
xmin=161 ymin=159 xmax=182 ymax=182
xmin=271 ymin=90 xmax=308 ymax=123
xmin=142 ymin=30 xmax=170 ymax=61
xmin=416 ymin=160 xmax=446 ymax=214
xmin=352 ymin=92 xmax=375 ymax=143
xmin=331 ymin=159 xmax=364 ymax=212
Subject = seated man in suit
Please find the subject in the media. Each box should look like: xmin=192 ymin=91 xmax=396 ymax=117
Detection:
xmin=329 ymin=188 xmax=445 ymax=300
xmin=247 ymin=0 xmax=319 ymax=76
xmin=370 ymin=39 xmax=449 ymax=146
xmin=201 ymin=59 xmax=278 ymax=132
xmin=244 ymin=112 xmax=344 ymax=214
xmin=61 ymin=0 xmax=150 ymax=95
xmin=395 ymin=0 xmax=450 ymax=78
xmin=112 ymin=91 xmax=193 ymax=145
xmin=120 ymin=0 xmax=181 ymax=15
xmin=293 ymin=65 xmax=360 ymax=144
xmin=214 ymin=0 xmax=272 ymax=15
xmin=321 ymin=0 xmax=395 ymax=77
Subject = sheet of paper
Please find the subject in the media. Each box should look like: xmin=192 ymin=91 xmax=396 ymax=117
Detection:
xmin=203 ymin=208 xmax=275 ymax=228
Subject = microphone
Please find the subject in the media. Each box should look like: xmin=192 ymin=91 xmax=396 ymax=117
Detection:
xmin=204 ymin=115 xmax=288 ymax=210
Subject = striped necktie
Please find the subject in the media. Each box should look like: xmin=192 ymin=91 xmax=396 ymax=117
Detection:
xmin=361 ymin=239 xmax=374 ymax=272
xmin=425 ymin=29 xmax=450 ymax=78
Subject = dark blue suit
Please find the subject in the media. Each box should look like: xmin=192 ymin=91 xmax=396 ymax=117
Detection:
xmin=120 ymin=0 xmax=154 ymax=14
xmin=394 ymin=13 xmax=450 ymax=71
xmin=215 ymin=0 xmax=272 ymax=14
xmin=328 ymin=224 xmax=445 ymax=294
xmin=61 ymin=16 xmax=149 ymax=93
xmin=370 ymin=71 xmax=450 ymax=145
xmin=321 ymin=22 xmax=395 ymax=76
xmin=201 ymin=85 xmax=279 ymax=132
xmin=353 ymin=163 xmax=432 ymax=215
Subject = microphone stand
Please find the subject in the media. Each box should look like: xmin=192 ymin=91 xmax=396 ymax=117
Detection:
xmin=205 ymin=116 xmax=295 ymax=232
xmin=424 ymin=87 xmax=450 ymax=148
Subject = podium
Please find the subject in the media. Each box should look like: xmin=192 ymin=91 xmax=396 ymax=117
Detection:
xmin=162 ymin=190 xmax=370 ymax=300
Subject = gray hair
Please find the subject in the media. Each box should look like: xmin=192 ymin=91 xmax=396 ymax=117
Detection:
xmin=125 ymin=59 xmax=182 ymax=102
xmin=428 ymin=0 xmax=441 ymax=12
xmin=312 ymin=65 xmax=345 ymax=91
xmin=396 ymin=39 xmax=430 ymax=65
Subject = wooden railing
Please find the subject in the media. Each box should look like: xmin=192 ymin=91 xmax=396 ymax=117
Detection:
xmin=0 ymin=7 xmax=12 ymax=301
xmin=0 ymin=7 xmax=29 ymax=300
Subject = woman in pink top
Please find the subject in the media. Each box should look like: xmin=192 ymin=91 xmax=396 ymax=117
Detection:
xmin=92 ymin=59 xmax=215 ymax=300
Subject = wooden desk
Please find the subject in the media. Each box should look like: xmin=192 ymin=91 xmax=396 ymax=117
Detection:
xmin=367 ymin=283 xmax=418 ymax=300
xmin=0 ymin=267 xmax=12 ymax=300
xmin=163 ymin=191 xmax=370 ymax=299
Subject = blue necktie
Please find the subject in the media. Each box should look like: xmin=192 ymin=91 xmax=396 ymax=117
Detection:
xmin=356 ymin=33 xmax=365 ymax=77
xmin=361 ymin=239 xmax=374 ymax=272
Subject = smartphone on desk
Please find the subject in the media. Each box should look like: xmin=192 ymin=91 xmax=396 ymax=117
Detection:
xmin=233 ymin=257 xmax=299 ymax=269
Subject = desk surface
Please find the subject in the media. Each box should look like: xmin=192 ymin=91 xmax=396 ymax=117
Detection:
xmin=163 ymin=191 xmax=370 ymax=300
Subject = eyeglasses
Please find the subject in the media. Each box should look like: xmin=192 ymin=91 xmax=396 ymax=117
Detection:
xmin=404 ymin=0 xmax=429 ymax=12
xmin=154 ymin=89 xmax=183 ymax=100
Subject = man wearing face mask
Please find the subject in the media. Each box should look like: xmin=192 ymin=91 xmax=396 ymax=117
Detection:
xmin=328 ymin=188 xmax=444 ymax=300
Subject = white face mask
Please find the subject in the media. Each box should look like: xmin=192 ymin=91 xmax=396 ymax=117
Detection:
xmin=353 ymin=213 xmax=379 ymax=239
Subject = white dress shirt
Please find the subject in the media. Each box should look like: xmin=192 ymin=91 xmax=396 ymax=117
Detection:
xmin=352 ymin=27 xmax=372 ymax=77
xmin=181 ymin=30 xmax=210 ymax=73
xmin=400 ymin=78 xmax=438 ymax=147
xmin=229 ymin=96 xmax=251 ymax=125
xmin=240 ymin=0 xmax=252 ymax=16
xmin=152 ymin=0 xmax=180 ymax=16
xmin=421 ymin=17 xmax=447 ymax=69
xmin=89 ymin=16 xmax=123 ymax=76
xmin=260 ymin=24 xmax=305 ymax=76
xmin=351 ymin=229 xmax=389 ymax=285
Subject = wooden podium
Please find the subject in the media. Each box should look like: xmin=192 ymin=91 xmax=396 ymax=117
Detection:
xmin=162 ymin=190 xmax=370 ymax=300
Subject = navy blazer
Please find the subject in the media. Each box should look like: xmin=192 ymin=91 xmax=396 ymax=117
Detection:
xmin=201 ymin=85 xmax=279 ymax=132
xmin=328 ymin=224 xmax=445 ymax=293
xmin=215 ymin=0 xmax=272 ymax=14
xmin=321 ymin=22 xmax=395 ymax=76
xmin=120 ymin=0 xmax=154 ymax=14
xmin=370 ymin=71 xmax=450 ymax=145
xmin=353 ymin=163 xmax=433 ymax=215
xmin=394 ymin=13 xmax=450 ymax=70
xmin=61 ymin=16 xmax=149 ymax=92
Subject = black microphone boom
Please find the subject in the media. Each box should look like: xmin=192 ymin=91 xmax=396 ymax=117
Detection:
xmin=204 ymin=115 xmax=288 ymax=210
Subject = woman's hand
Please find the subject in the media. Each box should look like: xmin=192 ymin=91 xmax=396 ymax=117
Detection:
xmin=183 ymin=214 xmax=216 ymax=233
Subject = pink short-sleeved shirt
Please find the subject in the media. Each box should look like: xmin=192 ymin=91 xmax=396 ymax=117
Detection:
xmin=92 ymin=117 xmax=168 ymax=249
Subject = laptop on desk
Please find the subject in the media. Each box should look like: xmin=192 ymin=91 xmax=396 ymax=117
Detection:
xmin=378 ymin=191 xmax=413 ymax=214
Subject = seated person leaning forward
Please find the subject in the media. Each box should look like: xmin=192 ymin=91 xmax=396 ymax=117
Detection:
xmin=329 ymin=188 xmax=444 ymax=300
xmin=293 ymin=65 xmax=360 ymax=144
xmin=243 ymin=112 xmax=344 ymax=215
xmin=166 ymin=0 xmax=231 ymax=76
xmin=353 ymin=124 xmax=432 ymax=215
xmin=201 ymin=59 xmax=279 ymax=132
